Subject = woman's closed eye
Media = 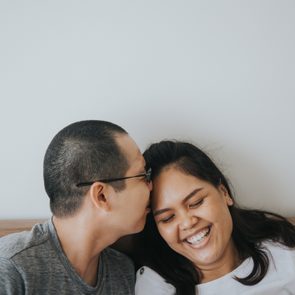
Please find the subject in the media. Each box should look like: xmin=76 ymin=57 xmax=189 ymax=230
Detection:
xmin=160 ymin=214 xmax=175 ymax=223
xmin=188 ymin=198 xmax=204 ymax=209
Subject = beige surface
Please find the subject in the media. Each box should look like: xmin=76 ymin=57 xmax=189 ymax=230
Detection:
xmin=0 ymin=218 xmax=133 ymax=254
xmin=1 ymin=217 xmax=295 ymax=238
xmin=0 ymin=219 xmax=46 ymax=237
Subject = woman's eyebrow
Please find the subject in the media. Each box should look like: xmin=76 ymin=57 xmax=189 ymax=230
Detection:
xmin=183 ymin=187 xmax=203 ymax=203
xmin=153 ymin=188 xmax=203 ymax=217
xmin=153 ymin=208 xmax=171 ymax=217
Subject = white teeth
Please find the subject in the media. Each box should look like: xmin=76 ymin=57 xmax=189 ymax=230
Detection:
xmin=186 ymin=227 xmax=210 ymax=244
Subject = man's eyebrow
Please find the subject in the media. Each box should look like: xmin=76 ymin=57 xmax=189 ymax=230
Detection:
xmin=134 ymin=159 xmax=146 ymax=174
xmin=153 ymin=188 xmax=203 ymax=217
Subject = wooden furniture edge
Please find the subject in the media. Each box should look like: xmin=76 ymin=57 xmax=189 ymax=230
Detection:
xmin=0 ymin=219 xmax=47 ymax=237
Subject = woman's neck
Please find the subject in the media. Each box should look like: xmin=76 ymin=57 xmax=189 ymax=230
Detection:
xmin=198 ymin=240 xmax=241 ymax=283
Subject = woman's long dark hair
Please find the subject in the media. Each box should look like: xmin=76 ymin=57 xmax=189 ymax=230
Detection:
xmin=134 ymin=141 xmax=295 ymax=295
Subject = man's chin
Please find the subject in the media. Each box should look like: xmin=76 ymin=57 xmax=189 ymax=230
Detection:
xmin=131 ymin=218 xmax=147 ymax=234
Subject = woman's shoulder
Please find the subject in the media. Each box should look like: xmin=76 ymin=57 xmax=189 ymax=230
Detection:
xmin=262 ymin=241 xmax=295 ymax=256
xmin=262 ymin=241 xmax=295 ymax=267
xmin=135 ymin=266 xmax=175 ymax=295
xmin=197 ymin=242 xmax=295 ymax=294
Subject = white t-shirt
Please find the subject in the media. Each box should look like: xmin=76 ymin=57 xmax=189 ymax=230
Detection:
xmin=135 ymin=243 xmax=295 ymax=295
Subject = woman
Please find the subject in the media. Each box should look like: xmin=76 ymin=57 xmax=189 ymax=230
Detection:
xmin=134 ymin=141 xmax=295 ymax=295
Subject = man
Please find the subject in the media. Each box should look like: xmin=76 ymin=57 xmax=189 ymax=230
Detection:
xmin=0 ymin=120 xmax=152 ymax=294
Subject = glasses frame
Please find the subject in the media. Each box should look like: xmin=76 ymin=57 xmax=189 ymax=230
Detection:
xmin=76 ymin=168 xmax=152 ymax=187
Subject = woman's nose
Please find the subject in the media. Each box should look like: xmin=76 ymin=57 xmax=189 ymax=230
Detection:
xmin=179 ymin=213 xmax=198 ymax=231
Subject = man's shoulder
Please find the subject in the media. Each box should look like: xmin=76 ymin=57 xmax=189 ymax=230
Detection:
xmin=0 ymin=221 xmax=50 ymax=260
xmin=104 ymin=247 xmax=134 ymax=267
xmin=102 ymin=247 xmax=135 ymax=293
xmin=103 ymin=247 xmax=135 ymax=277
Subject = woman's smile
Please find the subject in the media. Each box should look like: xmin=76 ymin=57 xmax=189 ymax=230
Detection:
xmin=183 ymin=225 xmax=211 ymax=248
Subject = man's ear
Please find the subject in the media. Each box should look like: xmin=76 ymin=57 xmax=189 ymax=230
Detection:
xmin=89 ymin=182 xmax=112 ymax=212
xmin=219 ymin=184 xmax=234 ymax=206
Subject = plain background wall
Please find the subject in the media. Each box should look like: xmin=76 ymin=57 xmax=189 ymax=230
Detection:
xmin=0 ymin=1 xmax=294 ymax=218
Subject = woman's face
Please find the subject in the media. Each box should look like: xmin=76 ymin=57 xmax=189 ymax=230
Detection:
xmin=151 ymin=166 xmax=237 ymax=277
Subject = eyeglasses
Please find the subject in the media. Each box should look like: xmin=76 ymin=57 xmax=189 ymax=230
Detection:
xmin=76 ymin=168 xmax=152 ymax=187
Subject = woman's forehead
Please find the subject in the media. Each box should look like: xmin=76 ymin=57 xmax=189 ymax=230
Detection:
xmin=152 ymin=168 xmax=205 ymax=202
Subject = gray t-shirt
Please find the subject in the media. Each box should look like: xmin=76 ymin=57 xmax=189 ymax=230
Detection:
xmin=0 ymin=219 xmax=135 ymax=295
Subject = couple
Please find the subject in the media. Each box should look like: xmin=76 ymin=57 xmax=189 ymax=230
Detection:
xmin=0 ymin=120 xmax=295 ymax=294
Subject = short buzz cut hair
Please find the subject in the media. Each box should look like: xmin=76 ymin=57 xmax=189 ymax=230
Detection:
xmin=43 ymin=120 xmax=129 ymax=217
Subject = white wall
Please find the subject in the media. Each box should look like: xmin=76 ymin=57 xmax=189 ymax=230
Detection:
xmin=0 ymin=1 xmax=294 ymax=218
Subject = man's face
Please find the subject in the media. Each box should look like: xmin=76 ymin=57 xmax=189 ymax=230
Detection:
xmin=111 ymin=134 xmax=152 ymax=235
